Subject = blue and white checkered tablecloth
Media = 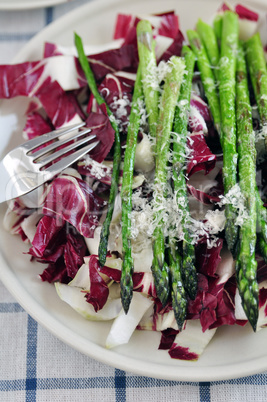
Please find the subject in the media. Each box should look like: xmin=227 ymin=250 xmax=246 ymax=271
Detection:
xmin=1 ymin=1 xmax=267 ymax=401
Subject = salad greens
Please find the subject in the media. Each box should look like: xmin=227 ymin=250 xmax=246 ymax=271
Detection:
xmin=3 ymin=2 xmax=267 ymax=361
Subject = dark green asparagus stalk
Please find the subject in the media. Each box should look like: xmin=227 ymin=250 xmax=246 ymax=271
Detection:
xmin=75 ymin=33 xmax=121 ymax=267
xmin=245 ymin=34 xmax=267 ymax=246
xmin=235 ymin=41 xmax=258 ymax=331
xmin=152 ymin=56 xmax=185 ymax=307
xmin=245 ymin=33 xmax=267 ymax=126
xmin=256 ymin=189 xmax=267 ymax=243
xmin=136 ymin=20 xmax=159 ymax=140
xmin=245 ymin=33 xmax=267 ymax=158
xmin=172 ymin=46 xmax=198 ymax=301
xmin=255 ymin=186 xmax=267 ymax=275
xmin=168 ymin=247 xmax=187 ymax=331
xmin=213 ymin=14 xmax=223 ymax=44
xmin=187 ymin=29 xmax=221 ymax=133
xmin=196 ymin=19 xmax=220 ymax=81
xmin=120 ymin=67 xmax=143 ymax=314
xmin=218 ymin=11 xmax=239 ymax=255
xmin=259 ymin=236 xmax=267 ymax=265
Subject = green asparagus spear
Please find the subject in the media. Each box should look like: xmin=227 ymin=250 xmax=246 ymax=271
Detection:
xmin=196 ymin=19 xmax=220 ymax=81
xmin=255 ymin=186 xmax=267 ymax=275
xmin=259 ymin=236 xmax=267 ymax=265
xmin=120 ymin=66 xmax=143 ymax=313
xmin=74 ymin=33 xmax=121 ymax=267
xmin=152 ymin=56 xmax=185 ymax=306
xmin=172 ymin=46 xmax=198 ymax=300
xmin=173 ymin=46 xmax=196 ymax=173
xmin=235 ymin=41 xmax=258 ymax=331
xmin=168 ymin=247 xmax=187 ymax=331
xmin=137 ymin=20 xmax=159 ymax=140
xmin=187 ymin=29 xmax=221 ymax=133
xmin=213 ymin=14 xmax=222 ymax=44
xmin=245 ymin=34 xmax=267 ymax=237
xmin=218 ymin=11 xmax=239 ymax=255
xmin=256 ymin=189 xmax=267 ymax=244
xmin=245 ymin=33 xmax=267 ymax=126
xmin=245 ymin=33 xmax=267 ymax=157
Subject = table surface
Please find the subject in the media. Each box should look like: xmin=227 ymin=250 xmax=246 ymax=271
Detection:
xmin=0 ymin=1 xmax=267 ymax=401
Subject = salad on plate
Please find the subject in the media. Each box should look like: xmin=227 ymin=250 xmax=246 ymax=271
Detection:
xmin=1 ymin=1 xmax=267 ymax=362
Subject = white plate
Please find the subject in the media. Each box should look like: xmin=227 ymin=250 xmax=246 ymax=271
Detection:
xmin=0 ymin=0 xmax=71 ymax=10
xmin=0 ymin=0 xmax=267 ymax=382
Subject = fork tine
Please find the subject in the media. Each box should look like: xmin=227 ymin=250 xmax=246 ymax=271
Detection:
xmin=38 ymin=134 xmax=97 ymax=168
xmin=23 ymin=122 xmax=86 ymax=152
xmin=45 ymin=141 xmax=99 ymax=176
xmin=32 ymin=127 xmax=92 ymax=160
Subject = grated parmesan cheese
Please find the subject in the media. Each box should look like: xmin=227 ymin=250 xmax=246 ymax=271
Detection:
xmin=217 ymin=183 xmax=249 ymax=226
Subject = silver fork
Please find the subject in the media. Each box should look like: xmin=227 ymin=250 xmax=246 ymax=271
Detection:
xmin=0 ymin=122 xmax=99 ymax=203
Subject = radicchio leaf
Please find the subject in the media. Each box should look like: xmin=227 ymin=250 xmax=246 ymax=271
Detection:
xmin=114 ymin=12 xmax=183 ymax=63
xmin=43 ymin=175 xmax=106 ymax=238
xmin=31 ymin=216 xmax=87 ymax=283
xmin=188 ymin=244 xmax=237 ymax=331
xmin=0 ymin=56 xmax=84 ymax=99
xmin=187 ymin=133 xmax=216 ymax=177
xmin=3 ymin=200 xmax=36 ymax=242
xmin=86 ymin=45 xmax=139 ymax=80
xmin=85 ymin=112 xmax=115 ymax=163
xmin=0 ymin=61 xmax=45 ymax=98
xmin=64 ymin=229 xmax=87 ymax=278
xmin=29 ymin=214 xmax=65 ymax=260
xmin=40 ymin=257 xmax=70 ymax=284
xmin=158 ymin=328 xmax=179 ymax=350
xmin=114 ymin=11 xmax=180 ymax=41
xmin=77 ymin=159 xmax=113 ymax=185
xmin=85 ymin=255 xmax=110 ymax=312
xmin=235 ymin=4 xmax=259 ymax=21
xmin=168 ymin=344 xmax=199 ymax=361
xmin=158 ymin=30 xmax=184 ymax=62
xmin=23 ymin=111 xmax=53 ymax=140
xmin=87 ymin=73 xmax=134 ymax=134
xmin=187 ymin=184 xmax=221 ymax=205
xmin=36 ymin=79 xmax=85 ymax=128
xmin=195 ymin=238 xmax=224 ymax=277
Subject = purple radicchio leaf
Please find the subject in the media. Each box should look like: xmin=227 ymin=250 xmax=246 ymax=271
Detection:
xmin=23 ymin=111 xmax=53 ymax=140
xmin=77 ymin=159 xmax=113 ymax=185
xmin=29 ymin=215 xmax=66 ymax=262
xmin=44 ymin=43 xmax=139 ymax=82
xmin=0 ymin=56 xmax=84 ymax=99
xmin=42 ymin=175 xmax=106 ymax=238
xmin=158 ymin=29 xmax=184 ymax=62
xmin=87 ymin=73 xmax=134 ymax=134
xmin=84 ymin=255 xmax=110 ymax=312
xmin=187 ymin=184 xmax=221 ymax=205
xmin=187 ymin=242 xmax=237 ymax=331
xmin=235 ymin=4 xmax=259 ymax=21
xmin=4 ymin=200 xmax=36 ymax=242
xmin=84 ymin=111 xmax=115 ymax=163
xmin=114 ymin=11 xmax=180 ymax=42
xmin=35 ymin=78 xmax=85 ymax=129
xmin=168 ymin=344 xmax=199 ymax=361
xmin=158 ymin=328 xmax=179 ymax=350
xmin=186 ymin=133 xmax=216 ymax=177
xmin=195 ymin=238 xmax=224 ymax=277
xmin=30 ymin=215 xmax=87 ymax=283
xmin=40 ymin=257 xmax=70 ymax=284
xmin=114 ymin=12 xmax=183 ymax=64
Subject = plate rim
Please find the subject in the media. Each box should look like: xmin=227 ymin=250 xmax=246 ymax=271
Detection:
xmin=1 ymin=0 xmax=267 ymax=382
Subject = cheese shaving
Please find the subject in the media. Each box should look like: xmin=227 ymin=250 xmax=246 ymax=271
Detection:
xmin=217 ymin=183 xmax=249 ymax=226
